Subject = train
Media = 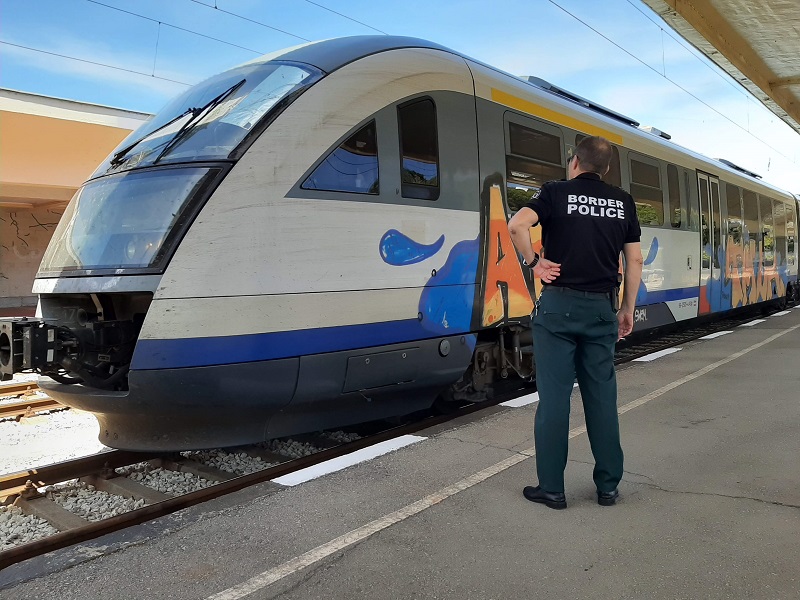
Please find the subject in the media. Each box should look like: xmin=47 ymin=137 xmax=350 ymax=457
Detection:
xmin=1 ymin=36 xmax=797 ymax=450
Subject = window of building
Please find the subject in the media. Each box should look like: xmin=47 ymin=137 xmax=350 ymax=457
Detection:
xmin=742 ymin=189 xmax=759 ymax=247
xmin=667 ymin=164 xmax=685 ymax=228
xmin=301 ymin=121 xmax=378 ymax=194
xmin=760 ymin=195 xmax=774 ymax=266
xmin=574 ymin=134 xmax=622 ymax=187
xmin=630 ymin=158 xmax=664 ymax=226
xmin=505 ymin=122 xmax=563 ymax=212
xmin=398 ymin=98 xmax=439 ymax=200
xmin=725 ymin=183 xmax=743 ymax=244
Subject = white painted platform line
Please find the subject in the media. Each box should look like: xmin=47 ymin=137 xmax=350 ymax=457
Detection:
xmin=739 ymin=319 xmax=766 ymax=327
xmin=207 ymin=323 xmax=800 ymax=600
xmin=770 ymin=310 xmax=791 ymax=317
xmin=499 ymin=383 xmax=577 ymax=407
xmin=699 ymin=331 xmax=733 ymax=340
xmin=500 ymin=392 xmax=538 ymax=407
xmin=271 ymin=435 xmax=426 ymax=486
xmin=633 ymin=348 xmax=682 ymax=362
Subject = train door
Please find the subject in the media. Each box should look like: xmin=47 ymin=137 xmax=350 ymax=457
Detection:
xmin=698 ymin=172 xmax=723 ymax=313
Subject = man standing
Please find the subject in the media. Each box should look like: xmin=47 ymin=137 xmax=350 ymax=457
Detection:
xmin=508 ymin=135 xmax=643 ymax=509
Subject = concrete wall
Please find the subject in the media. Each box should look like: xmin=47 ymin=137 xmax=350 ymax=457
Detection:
xmin=0 ymin=207 xmax=65 ymax=314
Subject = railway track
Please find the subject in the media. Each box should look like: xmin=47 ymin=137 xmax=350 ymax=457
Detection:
xmin=0 ymin=305 xmax=789 ymax=570
xmin=0 ymin=382 xmax=65 ymax=420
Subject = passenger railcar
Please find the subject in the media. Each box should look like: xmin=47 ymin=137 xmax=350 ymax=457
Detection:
xmin=1 ymin=36 xmax=797 ymax=450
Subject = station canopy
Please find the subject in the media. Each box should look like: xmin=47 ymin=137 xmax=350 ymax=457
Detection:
xmin=643 ymin=0 xmax=800 ymax=134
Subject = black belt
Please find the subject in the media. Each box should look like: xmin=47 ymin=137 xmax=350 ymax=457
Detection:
xmin=541 ymin=285 xmax=612 ymax=299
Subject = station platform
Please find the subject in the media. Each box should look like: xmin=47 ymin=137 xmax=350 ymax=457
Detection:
xmin=3 ymin=307 xmax=800 ymax=598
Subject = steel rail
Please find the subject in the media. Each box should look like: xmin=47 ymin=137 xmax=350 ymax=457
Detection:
xmin=0 ymin=398 xmax=64 ymax=420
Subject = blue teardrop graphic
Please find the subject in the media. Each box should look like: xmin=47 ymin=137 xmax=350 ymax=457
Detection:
xmin=379 ymin=229 xmax=445 ymax=266
xmin=644 ymin=237 xmax=659 ymax=265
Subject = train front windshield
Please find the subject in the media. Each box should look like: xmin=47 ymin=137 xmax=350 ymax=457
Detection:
xmin=94 ymin=60 xmax=322 ymax=175
xmin=38 ymin=59 xmax=323 ymax=276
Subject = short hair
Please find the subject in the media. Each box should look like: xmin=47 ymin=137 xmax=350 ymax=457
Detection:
xmin=575 ymin=136 xmax=612 ymax=175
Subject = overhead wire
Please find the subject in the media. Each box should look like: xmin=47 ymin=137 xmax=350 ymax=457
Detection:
xmin=302 ymin=0 xmax=388 ymax=35
xmin=547 ymin=0 xmax=796 ymax=164
xmin=185 ymin=0 xmax=312 ymax=42
xmin=0 ymin=40 xmax=192 ymax=87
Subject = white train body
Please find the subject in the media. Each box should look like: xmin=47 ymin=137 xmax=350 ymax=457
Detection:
xmin=2 ymin=37 xmax=795 ymax=449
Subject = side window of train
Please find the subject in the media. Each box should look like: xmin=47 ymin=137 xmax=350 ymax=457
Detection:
xmin=629 ymin=155 xmax=665 ymax=227
xmin=760 ymin=195 xmax=775 ymax=266
xmin=398 ymin=98 xmax=439 ymax=200
xmin=301 ymin=120 xmax=379 ymax=194
xmin=742 ymin=189 xmax=759 ymax=249
xmin=725 ymin=183 xmax=743 ymax=245
xmin=505 ymin=119 xmax=563 ymax=212
xmin=667 ymin=164 xmax=686 ymax=229
xmin=575 ymin=134 xmax=621 ymax=187
xmin=788 ymin=203 xmax=797 ymax=265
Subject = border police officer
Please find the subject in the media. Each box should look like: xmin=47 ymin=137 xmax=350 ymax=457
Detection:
xmin=508 ymin=135 xmax=643 ymax=509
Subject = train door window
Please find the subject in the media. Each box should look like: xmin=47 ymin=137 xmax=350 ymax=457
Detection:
xmin=710 ymin=179 xmax=722 ymax=268
xmin=505 ymin=120 xmax=563 ymax=212
xmin=398 ymin=98 xmax=439 ymax=200
xmin=699 ymin=176 xmax=711 ymax=268
xmin=301 ymin=120 xmax=379 ymax=194
xmin=774 ymin=200 xmax=787 ymax=265
xmin=667 ymin=164 xmax=685 ymax=228
xmin=787 ymin=203 xmax=796 ymax=265
xmin=742 ymin=189 xmax=759 ymax=248
xmin=575 ymin=134 xmax=621 ymax=187
xmin=725 ymin=183 xmax=743 ymax=244
xmin=630 ymin=156 xmax=665 ymax=226
xmin=685 ymin=169 xmax=699 ymax=231
xmin=760 ymin=195 xmax=775 ymax=266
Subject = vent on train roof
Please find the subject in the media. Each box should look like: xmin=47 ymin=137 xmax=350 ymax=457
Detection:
xmin=717 ymin=158 xmax=762 ymax=179
xmin=523 ymin=76 xmax=640 ymax=128
xmin=639 ymin=125 xmax=671 ymax=140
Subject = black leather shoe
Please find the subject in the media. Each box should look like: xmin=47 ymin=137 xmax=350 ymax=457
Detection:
xmin=523 ymin=486 xmax=567 ymax=510
xmin=597 ymin=489 xmax=619 ymax=506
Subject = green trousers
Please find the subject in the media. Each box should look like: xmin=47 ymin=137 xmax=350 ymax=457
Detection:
xmin=532 ymin=287 xmax=623 ymax=494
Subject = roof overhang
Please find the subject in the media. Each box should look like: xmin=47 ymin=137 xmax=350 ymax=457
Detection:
xmin=642 ymin=0 xmax=800 ymax=134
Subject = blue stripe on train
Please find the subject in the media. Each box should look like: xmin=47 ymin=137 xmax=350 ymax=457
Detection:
xmin=132 ymin=320 xmax=477 ymax=370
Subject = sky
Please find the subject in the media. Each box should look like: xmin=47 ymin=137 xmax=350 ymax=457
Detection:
xmin=2 ymin=0 xmax=798 ymax=193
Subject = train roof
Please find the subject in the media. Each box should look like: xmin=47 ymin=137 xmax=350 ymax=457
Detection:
xmin=258 ymin=36 xmax=794 ymax=201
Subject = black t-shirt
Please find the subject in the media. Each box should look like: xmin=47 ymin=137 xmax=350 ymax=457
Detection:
xmin=526 ymin=172 xmax=641 ymax=292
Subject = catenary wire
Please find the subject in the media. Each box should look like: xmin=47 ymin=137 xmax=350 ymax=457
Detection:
xmin=185 ymin=0 xmax=312 ymax=42
xmin=302 ymin=0 xmax=388 ymax=35
xmin=547 ymin=0 xmax=796 ymax=165
xmin=85 ymin=0 xmax=266 ymax=55
xmin=0 ymin=40 xmax=191 ymax=87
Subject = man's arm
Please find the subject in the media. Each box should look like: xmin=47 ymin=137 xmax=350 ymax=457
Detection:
xmin=508 ymin=207 xmax=560 ymax=283
xmin=618 ymin=241 xmax=644 ymax=339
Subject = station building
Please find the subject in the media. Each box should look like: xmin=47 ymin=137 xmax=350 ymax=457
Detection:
xmin=0 ymin=89 xmax=150 ymax=315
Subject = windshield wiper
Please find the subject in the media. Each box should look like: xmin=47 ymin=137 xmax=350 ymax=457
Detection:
xmin=109 ymin=109 xmax=194 ymax=167
xmin=153 ymin=78 xmax=246 ymax=164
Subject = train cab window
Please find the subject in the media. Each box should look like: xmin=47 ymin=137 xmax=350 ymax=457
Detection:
xmin=742 ymin=189 xmax=759 ymax=248
xmin=505 ymin=122 xmax=563 ymax=212
xmin=760 ymin=195 xmax=775 ymax=266
xmin=725 ymin=183 xmax=743 ymax=244
xmin=301 ymin=121 xmax=379 ymax=194
xmin=667 ymin=164 xmax=685 ymax=228
xmin=576 ymin=134 xmax=621 ymax=187
xmin=630 ymin=158 xmax=665 ymax=226
xmin=398 ymin=98 xmax=439 ymax=200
